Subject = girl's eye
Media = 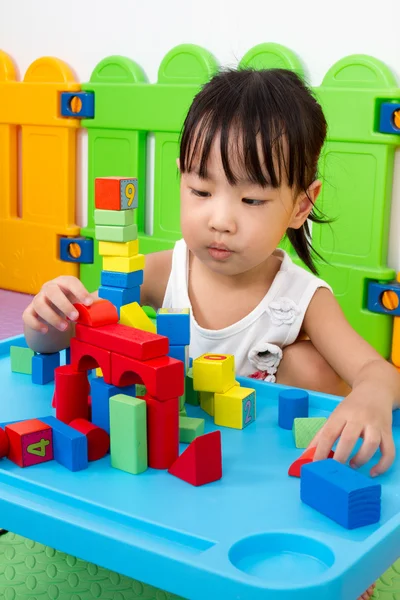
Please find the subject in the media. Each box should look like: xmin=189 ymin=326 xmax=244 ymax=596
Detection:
xmin=191 ymin=189 xmax=211 ymax=198
xmin=242 ymin=198 xmax=267 ymax=206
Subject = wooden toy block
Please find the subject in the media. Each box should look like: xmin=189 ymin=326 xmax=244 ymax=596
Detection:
xmin=119 ymin=302 xmax=156 ymax=334
xmin=59 ymin=237 xmax=94 ymax=264
xmin=156 ymin=309 xmax=190 ymax=345
xmin=99 ymin=239 xmax=138 ymax=258
xmin=193 ymin=353 xmax=235 ymax=393
xmin=101 ymin=269 xmax=143 ymax=289
xmin=0 ymin=428 xmax=9 ymax=458
xmin=91 ymin=376 xmax=136 ymax=433
xmin=94 ymin=208 xmax=134 ymax=227
xmin=292 ymin=417 xmax=327 ymax=449
xmin=5 ymin=419 xmax=53 ymax=467
xmin=98 ymin=284 xmax=140 ymax=311
xmin=111 ymin=352 xmax=184 ymax=401
xmin=185 ymin=368 xmax=199 ymax=406
xmin=136 ymin=383 xmax=147 ymax=396
xmin=200 ymin=391 xmax=215 ymax=416
xmin=72 ymin=299 xmax=119 ymax=327
xmin=139 ymin=394 xmax=179 ymax=469
xmin=95 ymin=224 xmax=138 ymax=244
xmin=168 ymin=431 xmax=222 ymax=486
xmin=301 ymin=459 xmax=381 ymax=529
xmin=40 ymin=416 xmax=88 ymax=471
xmin=288 ymin=446 xmax=334 ymax=478
xmin=75 ymin=322 xmax=168 ymax=362
xmin=214 ymin=386 xmax=256 ymax=429
xmin=31 ymin=352 xmax=60 ymax=385
xmin=10 ymin=346 xmax=35 ymax=375
xmin=96 ymin=367 xmax=103 ymax=377
xmin=95 ymin=177 xmax=138 ymax=211
xmin=55 ymin=364 xmax=90 ymax=424
xmin=70 ymin=338 xmax=112 ymax=384
xmin=168 ymin=345 xmax=189 ymax=369
xmin=179 ymin=416 xmax=205 ymax=443
xmin=69 ymin=419 xmax=110 ymax=461
xmin=102 ymin=254 xmax=145 ymax=273
xmin=61 ymin=91 xmax=94 ymax=118
xmin=110 ymin=394 xmax=147 ymax=474
xmin=278 ymin=389 xmax=309 ymax=430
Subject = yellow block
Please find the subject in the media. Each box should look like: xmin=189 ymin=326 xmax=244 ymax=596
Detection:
xmin=98 ymin=239 xmax=139 ymax=258
xmin=120 ymin=302 xmax=156 ymax=334
xmin=96 ymin=367 xmax=103 ymax=377
xmin=214 ymin=386 xmax=256 ymax=429
xmin=102 ymin=254 xmax=145 ymax=273
xmin=193 ymin=353 xmax=235 ymax=393
xmin=200 ymin=391 xmax=215 ymax=416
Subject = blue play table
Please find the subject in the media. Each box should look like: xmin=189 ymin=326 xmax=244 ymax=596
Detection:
xmin=0 ymin=335 xmax=399 ymax=600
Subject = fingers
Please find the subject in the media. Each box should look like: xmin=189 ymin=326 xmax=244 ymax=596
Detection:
xmin=370 ymin=432 xmax=395 ymax=477
xmin=333 ymin=422 xmax=363 ymax=464
xmin=350 ymin=427 xmax=381 ymax=469
xmin=312 ymin=416 xmax=346 ymax=462
xmin=56 ymin=276 xmax=93 ymax=306
xmin=32 ymin=293 xmax=70 ymax=331
xmin=22 ymin=305 xmax=48 ymax=334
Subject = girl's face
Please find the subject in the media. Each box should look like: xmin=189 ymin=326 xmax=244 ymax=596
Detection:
xmin=179 ymin=135 xmax=320 ymax=278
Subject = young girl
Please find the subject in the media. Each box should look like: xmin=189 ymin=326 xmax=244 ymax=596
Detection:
xmin=23 ymin=67 xmax=397 ymax=599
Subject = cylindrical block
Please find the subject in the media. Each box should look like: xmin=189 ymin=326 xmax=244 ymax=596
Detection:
xmin=55 ymin=365 xmax=90 ymax=424
xmin=278 ymin=389 xmax=309 ymax=430
xmin=69 ymin=418 xmax=110 ymax=461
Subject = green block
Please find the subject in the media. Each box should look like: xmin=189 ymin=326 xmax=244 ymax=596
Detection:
xmin=142 ymin=305 xmax=157 ymax=319
xmin=185 ymin=368 xmax=199 ymax=406
xmin=95 ymin=223 xmax=138 ymax=243
xmin=179 ymin=416 xmax=205 ymax=443
xmin=136 ymin=383 xmax=147 ymax=397
xmin=10 ymin=346 xmax=35 ymax=375
xmin=292 ymin=417 xmax=327 ymax=449
xmin=110 ymin=394 xmax=147 ymax=474
xmin=94 ymin=208 xmax=134 ymax=226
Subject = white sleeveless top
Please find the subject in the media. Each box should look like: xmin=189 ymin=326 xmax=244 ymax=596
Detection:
xmin=162 ymin=239 xmax=332 ymax=381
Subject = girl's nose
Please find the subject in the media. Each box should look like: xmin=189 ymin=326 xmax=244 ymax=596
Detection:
xmin=208 ymin=201 xmax=237 ymax=234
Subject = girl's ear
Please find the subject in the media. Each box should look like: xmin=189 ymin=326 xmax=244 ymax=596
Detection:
xmin=289 ymin=180 xmax=322 ymax=229
xmin=176 ymin=158 xmax=180 ymax=170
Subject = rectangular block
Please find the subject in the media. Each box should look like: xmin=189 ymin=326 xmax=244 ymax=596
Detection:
xmin=32 ymin=352 xmax=60 ymax=385
xmin=102 ymin=254 xmax=145 ymax=273
xmin=5 ymin=419 xmax=53 ymax=467
xmin=140 ymin=394 xmax=179 ymax=469
xmin=40 ymin=416 xmax=88 ymax=471
xmin=157 ymin=309 xmax=190 ymax=345
xmin=214 ymin=386 xmax=256 ymax=429
xmin=99 ymin=239 xmax=139 ymax=257
xmin=301 ymin=459 xmax=381 ymax=529
xmin=185 ymin=367 xmax=199 ymax=406
xmin=101 ymin=269 xmax=144 ymax=289
xmin=95 ymin=224 xmax=138 ymax=243
xmin=91 ymin=376 xmax=136 ymax=433
xmin=168 ymin=345 xmax=189 ymax=369
xmin=110 ymin=394 xmax=147 ymax=474
xmin=10 ymin=346 xmax=35 ymax=375
xmin=200 ymin=391 xmax=214 ymax=416
xmin=95 ymin=177 xmax=138 ymax=210
xmin=293 ymin=417 xmax=327 ymax=449
xmin=179 ymin=416 xmax=205 ymax=443
xmin=98 ymin=285 xmax=140 ymax=312
xmin=75 ymin=323 xmax=169 ymax=361
xmin=94 ymin=208 xmax=134 ymax=226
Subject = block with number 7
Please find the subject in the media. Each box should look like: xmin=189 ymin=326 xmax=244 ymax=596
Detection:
xmin=5 ymin=419 xmax=53 ymax=467
xmin=214 ymin=386 xmax=256 ymax=429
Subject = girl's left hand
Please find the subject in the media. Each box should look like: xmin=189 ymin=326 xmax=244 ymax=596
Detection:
xmin=310 ymin=384 xmax=395 ymax=476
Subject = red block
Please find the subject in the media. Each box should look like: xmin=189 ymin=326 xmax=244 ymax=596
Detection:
xmin=168 ymin=431 xmax=222 ymax=486
xmin=6 ymin=419 xmax=53 ymax=467
xmin=112 ymin=352 xmax=184 ymax=401
xmin=72 ymin=299 xmax=119 ymax=327
xmin=288 ymin=446 xmax=335 ymax=478
xmin=55 ymin=364 xmax=90 ymax=424
xmin=0 ymin=428 xmax=9 ymax=458
xmin=69 ymin=419 xmax=110 ymax=461
xmin=95 ymin=177 xmax=133 ymax=210
xmin=75 ymin=323 xmax=169 ymax=361
xmin=70 ymin=338 xmax=112 ymax=384
xmin=140 ymin=394 xmax=179 ymax=469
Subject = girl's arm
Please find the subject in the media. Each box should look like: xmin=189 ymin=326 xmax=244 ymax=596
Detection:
xmin=303 ymin=287 xmax=400 ymax=476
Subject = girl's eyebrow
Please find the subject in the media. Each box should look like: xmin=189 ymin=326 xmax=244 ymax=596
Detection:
xmin=190 ymin=167 xmax=272 ymax=188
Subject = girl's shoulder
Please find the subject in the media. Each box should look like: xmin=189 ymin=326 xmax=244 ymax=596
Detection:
xmin=141 ymin=249 xmax=173 ymax=310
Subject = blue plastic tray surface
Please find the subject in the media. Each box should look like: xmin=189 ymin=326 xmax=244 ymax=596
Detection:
xmin=0 ymin=335 xmax=399 ymax=600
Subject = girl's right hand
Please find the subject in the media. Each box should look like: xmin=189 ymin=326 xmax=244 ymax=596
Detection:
xmin=22 ymin=276 xmax=94 ymax=335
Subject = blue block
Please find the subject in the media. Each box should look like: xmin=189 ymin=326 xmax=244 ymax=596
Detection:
xmin=31 ymin=352 xmax=60 ymax=385
xmin=168 ymin=345 xmax=187 ymax=366
xmin=367 ymin=281 xmax=400 ymax=316
xmin=40 ymin=416 xmax=88 ymax=472
xmin=65 ymin=347 xmax=71 ymax=365
xmin=156 ymin=310 xmax=190 ymax=345
xmin=101 ymin=269 xmax=144 ymax=289
xmin=60 ymin=92 xmax=95 ymax=118
xmin=91 ymin=377 xmax=136 ymax=433
xmin=278 ymin=389 xmax=308 ymax=429
xmin=378 ymin=102 xmax=400 ymax=135
xmin=59 ymin=237 xmax=94 ymax=264
xmin=301 ymin=459 xmax=381 ymax=529
xmin=98 ymin=285 xmax=140 ymax=316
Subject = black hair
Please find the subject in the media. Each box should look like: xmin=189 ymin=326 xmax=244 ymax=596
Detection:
xmin=179 ymin=67 xmax=331 ymax=274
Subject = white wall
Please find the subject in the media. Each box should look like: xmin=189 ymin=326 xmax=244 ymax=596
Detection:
xmin=1 ymin=0 xmax=399 ymax=269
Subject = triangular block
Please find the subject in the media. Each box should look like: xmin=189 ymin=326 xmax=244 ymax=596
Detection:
xmin=168 ymin=431 xmax=222 ymax=486
xmin=288 ymin=446 xmax=334 ymax=478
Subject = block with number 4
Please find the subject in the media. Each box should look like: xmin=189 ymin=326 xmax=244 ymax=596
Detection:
xmin=5 ymin=419 xmax=53 ymax=467
xmin=214 ymin=386 xmax=256 ymax=429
